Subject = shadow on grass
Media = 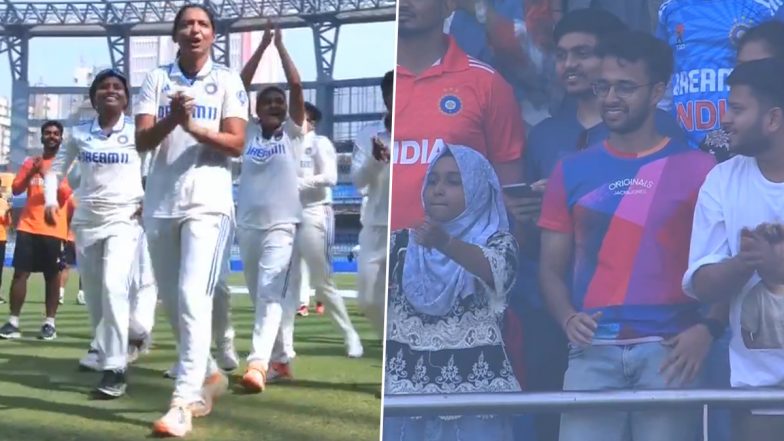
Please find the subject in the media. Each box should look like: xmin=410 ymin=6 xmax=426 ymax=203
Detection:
xmin=266 ymin=378 xmax=381 ymax=397
xmin=0 ymin=352 xmax=174 ymax=399
xmin=0 ymin=394 xmax=152 ymax=431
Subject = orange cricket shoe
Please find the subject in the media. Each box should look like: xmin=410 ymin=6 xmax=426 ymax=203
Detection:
xmin=267 ymin=362 xmax=294 ymax=383
xmin=240 ymin=361 xmax=267 ymax=393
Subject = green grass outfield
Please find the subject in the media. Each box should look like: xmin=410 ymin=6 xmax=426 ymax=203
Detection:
xmin=0 ymin=271 xmax=382 ymax=441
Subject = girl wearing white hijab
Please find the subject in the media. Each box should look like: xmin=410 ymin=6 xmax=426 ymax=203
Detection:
xmin=384 ymin=145 xmax=521 ymax=441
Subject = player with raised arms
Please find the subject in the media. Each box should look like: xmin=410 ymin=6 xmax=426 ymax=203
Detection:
xmin=236 ymin=23 xmax=305 ymax=391
xmin=134 ymin=4 xmax=248 ymax=437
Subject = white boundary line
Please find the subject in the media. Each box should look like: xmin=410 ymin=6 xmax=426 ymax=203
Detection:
xmin=228 ymin=286 xmax=358 ymax=299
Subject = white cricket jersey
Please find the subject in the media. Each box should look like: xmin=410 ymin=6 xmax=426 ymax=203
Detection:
xmin=351 ymin=119 xmax=390 ymax=228
xmin=135 ymin=58 xmax=249 ymax=218
xmin=298 ymin=131 xmax=336 ymax=207
xmin=44 ymin=115 xmax=143 ymax=230
xmin=237 ymin=120 xmax=303 ymax=230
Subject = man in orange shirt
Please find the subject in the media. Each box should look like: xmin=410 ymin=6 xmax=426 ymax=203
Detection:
xmin=0 ymin=193 xmax=12 ymax=305
xmin=393 ymin=0 xmax=526 ymax=232
xmin=0 ymin=121 xmax=72 ymax=341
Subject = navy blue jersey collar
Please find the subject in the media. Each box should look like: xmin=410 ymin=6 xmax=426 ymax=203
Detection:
xmin=90 ymin=113 xmax=127 ymax=137
xmin=169 ymin=58 xmax=214 ymax=85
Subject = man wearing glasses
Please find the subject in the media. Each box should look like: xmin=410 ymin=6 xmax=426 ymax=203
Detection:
xmin=508 ymin=10 xmax=684 ymax=441
xmin=538 ymin=30 xmax=727 ymax=441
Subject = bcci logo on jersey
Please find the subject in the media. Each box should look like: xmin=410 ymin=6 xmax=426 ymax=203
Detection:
xmin=439 ymin=89 xmax=462 ymax=116
xmin=246 ymin=144 xmax=286 ymax=163
xmin=729 ymin=17 xmax=754 ymax=47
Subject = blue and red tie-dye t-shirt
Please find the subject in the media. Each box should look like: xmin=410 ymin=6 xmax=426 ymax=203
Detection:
xmin=538 ymin=138 xmax=716 ymax=341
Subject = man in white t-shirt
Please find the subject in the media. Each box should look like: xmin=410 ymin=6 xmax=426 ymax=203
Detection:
xmin=684 ymin=58 xmax=784 ymax=441
xmin=295 ymin=101 xmax=364 ymax=357
xmin=351 ymin=71 xmax=392 ymax=338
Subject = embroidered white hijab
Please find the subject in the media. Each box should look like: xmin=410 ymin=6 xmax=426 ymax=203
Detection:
xmin=402 ymin=145 xmax=509 ymax=316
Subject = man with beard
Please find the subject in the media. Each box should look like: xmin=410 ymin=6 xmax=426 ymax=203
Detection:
xmin=511 ymin=10 xmax=685 ymax=440
xmin=684 ymin=58 xmax=784 ymax=441
xmin=510 ymin=10 xmax=626 ymax=440
xmin=0 ymin=121 xmax=72 ymax=341
xmin=539 ymin=31 xmax=726 ymax=441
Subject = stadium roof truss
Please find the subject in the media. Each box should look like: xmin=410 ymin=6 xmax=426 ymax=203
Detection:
xmin=0 ymin=0 xmax=395 ymax=36
xmin=0 ymin=0 xmax=396 ymax=169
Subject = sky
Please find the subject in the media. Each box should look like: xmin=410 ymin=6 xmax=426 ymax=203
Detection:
xmin=0 ymin=3 xmax=397 ymax=98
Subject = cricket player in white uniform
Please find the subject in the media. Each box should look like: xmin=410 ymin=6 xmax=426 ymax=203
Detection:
xmin=127 ymin=228 xmax=156 ymax=352
xmin=63 ymin=157 xmax=155 ymax=370
xmin=163 ymin=161 xmax=240 ymax=379
xmin=79 ymin=226 xmax=158 ymax=371
xmin=351 ymin=71 xmax=393 ymax=338
xmin=211 ymin=154 xmax=240 ymax=372
xmin=163 ymin=221 xmax=239 ymax=379
xmin=43 ymin=69 xmax=143 ymax=399
xmin=296 ymin=102 xmax=364 ymax=357
xmin=134 ymin=5 xmax=247 ymax=437
xmin=126 ymin=150 xmax=158 ymax=362
xmin=236 ymin=25 xmax=304 ymax=392
xmin=77 ymin=152 xmax=158 ymax=370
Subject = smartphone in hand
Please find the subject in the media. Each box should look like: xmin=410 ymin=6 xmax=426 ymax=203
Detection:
xmin=502 ymin=183 xmax=538 ymax=198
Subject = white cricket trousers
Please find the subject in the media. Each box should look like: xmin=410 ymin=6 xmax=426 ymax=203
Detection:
xmin=77 ymin=221 xmax=141 ymax=370
xmin=129 ymin=229 xmax=157 ymax=341
xmin=144 ymin=214 xmax=232 ymax=404
xmin=357 ymin=225 xmax=388 ymax=338
xmin=296 ymin=205 xmax=358 ymax=340
xmin=298 ymin=257 xmax=311 ymax=305
xmin=212 ymin=229 xmax=235 ymax=345
xmin=237 ymin=224 xmax=300 ymax=368
xmin=157 ymin=229 xmax=236 ymax=381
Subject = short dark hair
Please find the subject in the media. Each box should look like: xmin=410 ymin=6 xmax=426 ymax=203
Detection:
xmin=727 ymin=58 xmax=784 ymax=108
xmin=89 ymin=68 xmax=130 ymax=108
xmin=304 ymin=102 xmax=322 ymax=123
xmin=172 ymin=4 xmax=216 ymax=40
xmin=738 ymin=21 xmax=784 ymax=60
xmin=41 ymin=120 xmax=63 ymax=135
xmin=381 ymin=70 xmax=394 ymax=96
xmin=257 ymin=85 xmax=285 ymax=101
xmin=597 ymin=30 xmax=674 ymax=84
xmin=553 ymin=8 xmax=627 ymax=45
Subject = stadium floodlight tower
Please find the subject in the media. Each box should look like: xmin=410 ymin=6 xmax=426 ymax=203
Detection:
xmin=0 ymin=0 xmax=397 ymax=171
